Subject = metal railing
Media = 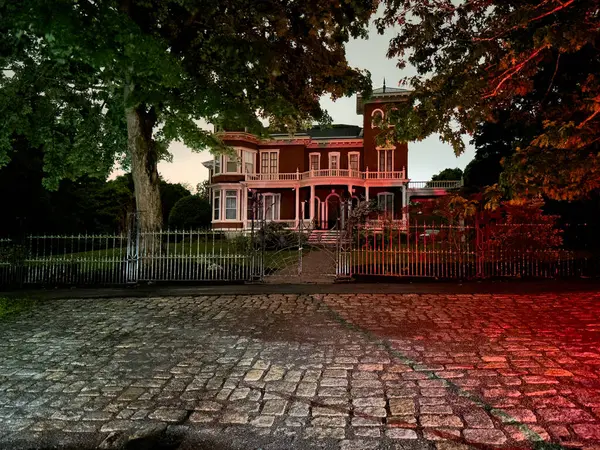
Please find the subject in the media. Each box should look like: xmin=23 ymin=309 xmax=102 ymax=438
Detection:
xmin=408 ymin=180 xmax=463 ymax=189
xmin=0 ymin=230 xmax=261 ymax=287
xmin=136 ymin=230 xmax=259 ymax=282
xmin=339 ymin=222 xmax=592 ymax=279
xmin=1 ymin=234 xmax=130 ymax=286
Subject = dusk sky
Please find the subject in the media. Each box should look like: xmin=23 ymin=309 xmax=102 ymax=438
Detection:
xmin=150 ymin=11 xmax=476 ymax=189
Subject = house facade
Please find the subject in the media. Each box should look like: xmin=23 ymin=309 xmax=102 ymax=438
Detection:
xmin=203 ymin=86 xmax=460 ymax=231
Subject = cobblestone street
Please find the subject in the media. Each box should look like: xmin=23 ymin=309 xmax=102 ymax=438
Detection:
xmin=1 ymin=291 xmax=600 ymax=449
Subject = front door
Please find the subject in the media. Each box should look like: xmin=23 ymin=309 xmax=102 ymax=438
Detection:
xmin=326 ymin=195 xmax=341 ymax=230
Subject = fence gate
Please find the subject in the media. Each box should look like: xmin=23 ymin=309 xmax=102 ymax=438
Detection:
xmin=256 ymin=200 xmax=348 ymax=284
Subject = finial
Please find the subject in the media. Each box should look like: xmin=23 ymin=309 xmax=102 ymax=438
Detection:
xmin=383 ymin=78 xmax=386 ymax=93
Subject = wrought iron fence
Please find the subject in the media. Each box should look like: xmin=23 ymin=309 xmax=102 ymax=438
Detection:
xmin=135 ymin=230 xmax=260 ymax=282
xmin=0 ymin=229 xmax=261 ymax=287
xmin=1 ymin=221 xmax=598 ymax=288
xmin=340 ymin=222 xmax=597 ymax=279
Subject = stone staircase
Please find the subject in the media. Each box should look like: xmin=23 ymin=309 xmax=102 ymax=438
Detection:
xmin=308 ymin=230 xmax=341 ymax=246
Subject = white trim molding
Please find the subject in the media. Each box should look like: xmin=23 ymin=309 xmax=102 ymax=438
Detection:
xmin=259 ymin=149 xmax=280 ymax=177
xmin=371 ymin=108 xmax=385 ymax=129
xmin=328 ymin=152 xmax=340 ymax=170
xmin=348 ymin=151 xmax=360 ymax=172
xmin=309 ymin=152 xmax=321 ymax=171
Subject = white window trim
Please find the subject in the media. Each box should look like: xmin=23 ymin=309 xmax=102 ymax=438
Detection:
xmin=371 ymin=108 xmax=385 ymax=129
xmin=220 ymin=147 xmax=257 ymax=175
xmin=309 ymin=152 xmax=321 ymax=171
xmin=261 ymin=192 xmax=281 ymax=222
xmin=212 ymin=185 xmax=243 ymax=222
xmin=377 ymin=148 xmax=394 ymax=173
xmin=259 ymin=149 xmax=280 ymax=175
xmin=243 ymin=149 xmax=257 ymax=174
xmin=348 ymin=151 xmax=360 ymax=172
xmin=377 ymin=192 xmax=394 ymax=216
xmin=223 ymin=189 xmax=241 ymax=222
xmin=212 ymin=190 xmax=221 ymax=222
xmin=328 ymin=152 xmax=340 ymax=170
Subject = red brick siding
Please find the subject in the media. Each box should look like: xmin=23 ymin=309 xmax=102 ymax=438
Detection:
xmin=212 ymin=222 xmax=243 ymax=229
xmin=363 ymin=103 xmax=409 ymax=175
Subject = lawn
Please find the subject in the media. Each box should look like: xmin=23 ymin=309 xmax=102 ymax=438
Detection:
xmin=0 ymin=297 xmax=37 ymax=319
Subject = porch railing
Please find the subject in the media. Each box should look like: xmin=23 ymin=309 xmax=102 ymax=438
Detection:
xmin=245 ymin=168 xmax=406 ymax=182
xmin=408 ymin=180 xmax=463 ymax=189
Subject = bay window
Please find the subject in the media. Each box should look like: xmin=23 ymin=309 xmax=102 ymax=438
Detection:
xmin=225 ymin=190 xmax=238 ymax=220
xmin=213 ymin=191 xmax=221 ymax=220
xmin=244 ymin=151 xmax=254 ymax=174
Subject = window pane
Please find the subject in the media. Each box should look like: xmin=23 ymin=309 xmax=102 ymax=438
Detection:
xmin=213 ymin=192 xmax=221 ymax=220
xmin=264 ymin=194 xmax=273 ymax=221
xmin=386 ymin=150 xmax=393 ymax=172
xmin=270 ymin=152 xmax=277 ymax=173
xmin=261 ymin=153 xmax=269 ymax=173
xmin=244 ymin=152 xmax=254 ymax=173
xmin=330 ymin=155 xmax=338 ymax=169
xmin=310 ymin=155 xmax=319 ymax=170
xmin=379 ymin=151 xmax=385 ymax=172
xmin=350 ymin=154 xmax=358 ymax=170
xmin=225 ymin=191 xmax=237 ymax=220
xmin=214 ymin=158 xmax=221 ymax=174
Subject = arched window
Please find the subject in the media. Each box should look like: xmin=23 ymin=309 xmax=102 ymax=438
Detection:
xmin=371 ymin=109 xmax=384 ymax=128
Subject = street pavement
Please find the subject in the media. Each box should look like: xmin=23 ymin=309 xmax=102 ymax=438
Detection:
xmin=1 ymin=290 xmax=600 ymax=449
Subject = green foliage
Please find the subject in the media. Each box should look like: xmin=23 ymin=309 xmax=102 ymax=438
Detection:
xmin=0 ymin=297 xmax=37 ymax=320
xmin=430 ymin=168 xmax=463 ymax=181
xmin=168 ymin=195 xmax=211 ymax=230
xmin=378 ymin=0 xmax=600 ymax=200
xmin=196 ymin=180 xmax=210 ymax=201
xmin=258 ymin=222 xmax=301 ymax=251
xmin=1 ymin=0 xmax=376 ymax=229
xmin=160 ymin=181 xmax=191 ymax=226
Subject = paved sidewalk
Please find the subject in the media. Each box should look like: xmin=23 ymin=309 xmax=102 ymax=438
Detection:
xmin=1 ymin=292 xmax=600 ymax=449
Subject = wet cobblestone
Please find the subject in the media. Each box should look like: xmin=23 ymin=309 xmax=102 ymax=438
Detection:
xmin=0 ymin=292 xmax=599 ymax=449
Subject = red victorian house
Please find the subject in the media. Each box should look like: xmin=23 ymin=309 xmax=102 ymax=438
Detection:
xmin=203 ymin=86 xmax=461 ymax=231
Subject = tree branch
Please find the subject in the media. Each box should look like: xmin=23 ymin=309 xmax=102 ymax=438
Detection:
xmin=543 ymin=53 xmax=560 ymax=101
xmin=473 ymin=0 xmax=575 ymax=42
xmin=483 ymin=46 xmax=548 ymax=99
xmin=578 ymin=109 xmax=600 ymax=129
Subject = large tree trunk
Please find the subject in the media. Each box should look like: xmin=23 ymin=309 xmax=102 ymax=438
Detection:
xmin=125 ymin=104 xmax=163 ymax=232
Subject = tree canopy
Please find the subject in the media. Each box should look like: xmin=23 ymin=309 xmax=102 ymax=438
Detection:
xmin=378 ymin=0 xmax=600 ymax=200
xmin=430 ymin=167 xmax=463 ymax=182
xmin=1 ymin=0 xmax=376 ymax=231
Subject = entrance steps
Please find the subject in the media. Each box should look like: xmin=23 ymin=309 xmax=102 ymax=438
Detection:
xmin=308 ymin=230 xmax=341 ymax=246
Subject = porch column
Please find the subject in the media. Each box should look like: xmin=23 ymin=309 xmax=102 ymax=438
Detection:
xmin=242 ymin=184 xmax=248 ymax=229
xmin=365 ymin=185 xmax=370 ymax=202
xmin=403 ymin=184 xmax=409 ymax=224
xmin=309 ymin=185 xmax=315 ymax=221
xmin=294 ymin=185 xmax=300 ymax=228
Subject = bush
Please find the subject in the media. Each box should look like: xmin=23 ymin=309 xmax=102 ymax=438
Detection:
xmin=258 ymin=222 xmax=301 ymax=250
xmin=168 ymin=196 xmax=211 ymax=230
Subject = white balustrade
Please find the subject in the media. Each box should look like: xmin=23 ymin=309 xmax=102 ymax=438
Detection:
xmin=245 ymin=168 xmax=407 ymax=182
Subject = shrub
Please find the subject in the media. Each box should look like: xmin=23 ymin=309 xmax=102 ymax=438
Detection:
xmin=168 ymin=196 xmax=211 ymax=230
